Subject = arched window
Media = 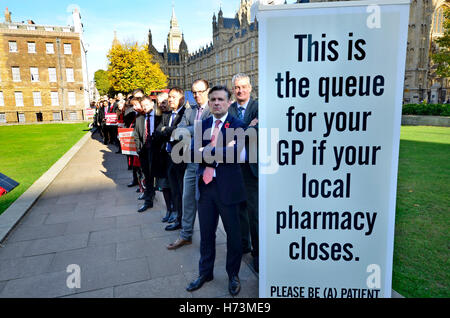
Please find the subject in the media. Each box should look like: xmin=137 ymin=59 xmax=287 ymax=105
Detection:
xmin=432 ymin=6 xmax=446 ymax=35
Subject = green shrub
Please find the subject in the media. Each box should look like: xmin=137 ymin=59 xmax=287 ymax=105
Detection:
xmin=402 ymin=103 xmax=450 ymax=116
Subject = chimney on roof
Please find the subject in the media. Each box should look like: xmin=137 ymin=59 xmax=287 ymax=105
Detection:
xmin=5 ymin=7 xmax=12 ymax=23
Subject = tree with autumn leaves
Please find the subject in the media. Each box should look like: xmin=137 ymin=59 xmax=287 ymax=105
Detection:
xmin=94 ymin=69 xmax=111 ymax=96
xmin=105 ymin=42 xmax=167 ymax=95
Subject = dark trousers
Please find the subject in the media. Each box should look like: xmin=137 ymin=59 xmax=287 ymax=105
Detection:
xmin=109 ymin=125 xmax=119 ymax=146
xmin=167 ymin=155 xmax=186 ymax=223
xmin=198 ymin=180 xmax=242 ymax=278
xmin=239 ymin=164 xmax=259 ymax=257
xmin=101 ymin=123 xmax=109 ymax=143
xmin=139 ymin=146 xmax=155 ymax=205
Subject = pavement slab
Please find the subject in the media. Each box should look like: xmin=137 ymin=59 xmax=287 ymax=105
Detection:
xmin=0 ymin=254 xmax=55 ymax=281
xmin=23 ymin=232 xmax=89 ymax=256
xmin=114 ymin=273 xmax=194 ymax=298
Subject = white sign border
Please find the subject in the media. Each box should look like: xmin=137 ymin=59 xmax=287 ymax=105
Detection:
xmin=257 ymin=0 xmax=411 ymax=298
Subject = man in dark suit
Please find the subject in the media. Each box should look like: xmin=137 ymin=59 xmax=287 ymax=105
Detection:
xmin=132 ymin=96 xmax=156 ymax=212
xmin=228 ymin=73 xmax=260 ymax=273
xmin=156 ymin=87 xmax=187 ymax=231
xmin=167 ymin=79 xmax=211 ymax=250
xmin=186 ymin=85 xmax=246 ymax=296
xmin=98 ymin=100 xmax=109 ymax=144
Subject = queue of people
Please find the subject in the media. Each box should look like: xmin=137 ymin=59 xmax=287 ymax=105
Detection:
xmin=91 ymin=73 xmax=258 ymax=297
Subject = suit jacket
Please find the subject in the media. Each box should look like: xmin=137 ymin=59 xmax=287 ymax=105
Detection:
xmin=194 ymin=114 xmax=247 ymax=205
xmin=155 ymin=105 xmax=186 ymax=152
xmin=133 ymin=113 xmax=146 ymax=155
xmin=229 ymin=98 xmax=258 ymax=178
xmin=229 ymin=98 xmax=258 ymax=127
xmin=108 ymin=102 xmax=118 ymax=114
xmin=97 ymin=106 xmax=106 ymax=125
xmin=178 ymin=104 xmax=211 ymax=137
xmin=134 ymin=112 xmax=159 ymax=155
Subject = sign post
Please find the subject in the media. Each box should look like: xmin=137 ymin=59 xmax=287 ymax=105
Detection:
xmin=257 ymin=0 xmax=410 ymax=298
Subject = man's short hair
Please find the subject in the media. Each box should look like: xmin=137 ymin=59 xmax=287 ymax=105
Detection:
xmin=192 ymin=79 xmax=210 ymax=90
xmin=130 ymin=97 xmax=141 ymax=104
xmin=232 ymin=73 xmax=251 ymax=88
xmin=208 ymin=85 xmax=232 ymax=100
xmin=131 ymin=88 xmax=145 ymax=96
xmin=140 ymin=96 xmax=152 ymax=103
xmin=169 ymin=87 xmax=184 ymax=96
xmin=157 ymin=92 xmax=168 ymax=101
xmin=169 ymin=87 xmax=185 ymax=106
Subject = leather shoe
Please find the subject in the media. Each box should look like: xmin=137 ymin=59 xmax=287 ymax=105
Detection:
xmin=161 ymin=211 xmax=172 ymax=223
xmin=186 ymin=274 xmax=213 ymax=292
xmin=228 ymin=276 xmax=241 ymax=296
xmin=167 ymin=212 xmax=178 ymax=223
xmin=137 ymin=202 xmax=153 ymax=213
xmin=167 ymin=237 xmax=192 ymax=250
xmin=165 ymin=221 xmax=181 ymax=231
xmin=127 ymin=181 xmax=138 ymax=187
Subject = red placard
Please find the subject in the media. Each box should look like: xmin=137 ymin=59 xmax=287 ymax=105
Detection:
xmin=85 ymin=108 xmax=95 ymax=118
xmin=106 ymin=113 xmax=118 ymax=125
xmin=118 ymin=128 xmax=137 ymax=155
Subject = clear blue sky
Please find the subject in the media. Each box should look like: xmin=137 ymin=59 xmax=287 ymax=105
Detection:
xmin=3 ymin=0 xmax=245 ymax=81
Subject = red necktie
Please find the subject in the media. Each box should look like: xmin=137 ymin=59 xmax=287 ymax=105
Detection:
xmin=203 ymin=119 xmax=222 ymax=185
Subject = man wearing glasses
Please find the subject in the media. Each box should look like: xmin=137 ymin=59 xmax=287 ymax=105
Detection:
xmin=167 ymin=79 xmax=211 ymax=249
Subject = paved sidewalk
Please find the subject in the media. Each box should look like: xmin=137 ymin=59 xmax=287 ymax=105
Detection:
xmin=0 ymin=133 xmax=258 ymax=298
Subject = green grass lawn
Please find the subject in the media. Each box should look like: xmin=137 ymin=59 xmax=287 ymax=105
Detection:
xmin=0 ymin=123 xmax=88 ymax=215
xmin=393 ymin=126 xmax=449 ymax=298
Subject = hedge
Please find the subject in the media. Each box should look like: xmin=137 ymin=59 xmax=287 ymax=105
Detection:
xmin=402 ymin=103 xmax=450 ymax=116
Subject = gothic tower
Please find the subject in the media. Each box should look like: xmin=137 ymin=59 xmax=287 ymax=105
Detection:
xmin=167 ymin=6 xmax=183 ymax=53
xmin=112 ymin=30 xmax=120 ymax=47
xmin=236 ymin=0 xmax=253 ymax=26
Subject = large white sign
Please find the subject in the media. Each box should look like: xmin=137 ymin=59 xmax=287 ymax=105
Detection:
xmin=258 ymin=0 xmax=410 ymax=298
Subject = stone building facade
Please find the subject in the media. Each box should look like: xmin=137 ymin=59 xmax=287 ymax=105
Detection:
xmin=0 ymin=7 xmax=89 ymax=124
xmin=148 ymin=1 xmax=258 ymax=96
xmin=422 ymin=0 xmax=449 ymax=104
xmin=149 ymin=0 xmax=448 ymax=103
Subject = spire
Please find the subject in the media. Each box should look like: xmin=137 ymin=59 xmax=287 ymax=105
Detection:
xmin=148 ymin=28 xmax=153 ymax=45
xmin=237 ymin=0 xmax=251 ymax=26
xmin=170 ymin=4 xmax=179 ymax=28
xmin=167 ymin=5 xmax=182 ymax=53
xmin=112 ymin=30 xmax=120 ymax=47
xmin=4 ymin=7 xmax=12 ymax=23
xmin=218 ymin=3 xmax=224 ymax=26
xmin=179 ymin=33 xmax=188 ymax=57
